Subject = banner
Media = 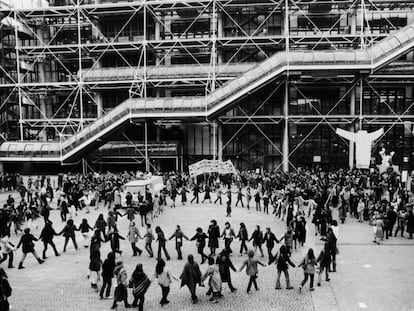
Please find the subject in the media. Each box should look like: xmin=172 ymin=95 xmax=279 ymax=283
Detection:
xmin=189 ymin=160 xmax=237 ymax=177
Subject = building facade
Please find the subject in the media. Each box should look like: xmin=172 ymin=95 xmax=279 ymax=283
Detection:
xmin=0 ymin=0 xmax=414 ymax=173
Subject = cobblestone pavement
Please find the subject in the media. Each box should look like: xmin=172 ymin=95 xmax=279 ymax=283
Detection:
xmin=2 ymin=191 xmax=414 ymax=311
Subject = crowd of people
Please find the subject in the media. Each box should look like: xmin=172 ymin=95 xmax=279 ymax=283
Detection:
xmin=0 ymin=166 xmax=413 ymax=310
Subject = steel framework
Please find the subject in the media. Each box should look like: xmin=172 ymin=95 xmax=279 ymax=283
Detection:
xmin=1 ymin=0 xmax=414 ymax=172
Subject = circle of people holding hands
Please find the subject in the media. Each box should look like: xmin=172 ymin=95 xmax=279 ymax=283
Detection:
xmin=0 ymin=167 xmax=413 ymax=310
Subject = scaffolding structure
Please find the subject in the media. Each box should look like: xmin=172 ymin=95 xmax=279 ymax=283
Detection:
xmin=1 ymin=0 xmax=414 ymax=172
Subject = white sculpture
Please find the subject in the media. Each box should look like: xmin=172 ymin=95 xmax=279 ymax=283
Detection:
xmin=336 ymin=128 xmax=384 ymax=169
xmin=379 ymin=148 xmax=395 ymax=166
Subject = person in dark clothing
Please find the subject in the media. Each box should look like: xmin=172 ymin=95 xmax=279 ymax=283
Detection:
xmin=407 ymin=210 xmax=414 ymax=239
xmin=262 ymin=227 xmax=279 ymax=264
xmin=39 ymin=221 xmax=60 ymax=259
xmin=180 ymin=254 xmax=202 ymax=304
xmin=326 ymin=227 xmax=337 ymax=272
xmin=386 ymin=206 xmax=397 ymax=238
xmin=217 ymin=249 xmax=237 ymax=292
xmin=317 ymin=242 xmax=331 ymax=286
xmin=17 ymin=228 xmax=44 ymax=269
xmin=94 ymin=214 xmax=107 ymax=240
xmin=237 ymin=223 xmax=248 ymax=255
xmin=108 ymin=226 xmax=125 ymax=255
xmin=249 ymin=225 xmax=264 ymax=257
xmin=274 ymin=245 xmax=295 ymax=289
xmin=90 ymin=229 xmax=105 ymax=252
xmin=190 ymin=227 xmax=208 ymax=264
xmin=169 ymin=225 xmax=189 ymax=260
xmin=0 ymin=268 xmax=12 ymax=311
xmin=208 ymin=220 xmax=220 ymax=256
xmin=155 ymin=226 xmax=170 ymax=261
xmin=191 ymin=184 xmax=200 ymax=204
xmin=202 ymin=185 xmax=212 ymax=204
xmin=59 ymin=219 xmax=79 ymax=252
xmin=129 ymin=264 xmax=151 ymax=311
xmin=100 ymin=252 xmax=116 ymax=299
xmin=89 ymin=249 xmax=102 ymax=292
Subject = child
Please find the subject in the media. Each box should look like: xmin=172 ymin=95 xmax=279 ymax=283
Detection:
xmin=238 ymin=249 xmax=266 ymax=293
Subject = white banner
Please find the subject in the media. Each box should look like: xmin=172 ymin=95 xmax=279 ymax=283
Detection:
xmin=189 ymin=160 xmax=237 ymax=177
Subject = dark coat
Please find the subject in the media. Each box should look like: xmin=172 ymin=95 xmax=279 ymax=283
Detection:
xmin=180 ymin=262 xmax=201 ymax=288
xmin=17 ymin=234 xmax=37 ymax=253
xmin=208 ymin=225 xmax=220 ymax=249
xmin=216 ymin=252 xmax=236 ymax=283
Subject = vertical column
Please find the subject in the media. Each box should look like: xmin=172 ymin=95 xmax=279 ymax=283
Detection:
xmin=217 ymin=121 xmax=223 ymax=161
xmin=212 ymin=122 xmax=217 ymax=160
xmin=282 ymin=81 xmax=289 ymax=172
xmin=13 ymin=8 xmax=24 ymax=141
xmin=91 ymin=7 xmax=103 ymax=118
xmin=36 ymin=28 xmax=48 ymax=140
xmin=144 ymin=121 xmax=149 ymax=172
xmin=217 ymin=5 xmax=223 ymax=64
xmin=77 ymin=0 xmax=84 ymax=129
xmin=349 ymin=87 xmax=356 ymax=169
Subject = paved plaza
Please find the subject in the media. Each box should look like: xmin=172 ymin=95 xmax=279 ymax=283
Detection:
xmin=2 ymin=191 xmax=414 ymax=311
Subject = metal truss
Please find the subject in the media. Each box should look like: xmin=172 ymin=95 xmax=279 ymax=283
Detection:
xmin=1 ymin=0 xmax=414 ymax=171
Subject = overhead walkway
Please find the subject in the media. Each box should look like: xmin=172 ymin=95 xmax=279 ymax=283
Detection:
xmin=2 ymin=22 xmax=414 ymax=162
xmin=82 ymin=63 xmax=255 ymax=82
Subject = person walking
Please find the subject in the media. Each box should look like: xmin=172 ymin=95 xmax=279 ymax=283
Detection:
xmin=0 ymin=231 xmax=15 ymax=268
xmin=0 ymin=268 xmax=11 ymax=311
xmin=262 ymin=227 xmax=279 ymax=264
xmin=298 ymin=248 xmax=318 ymax=292
xmin=180 ymin=254 xmax=203 ymax=304
xmin=59 ymin=219 xmax=79 ymax=252
xmin=191 ymin=184 xmax=200 ymax=204
xmin=237 ymin=223 xmax=249 ymax=256
xmin=406 ymin=209 xmax=414 ymax=239
xmin=214 ymin=187 xmax=222 ymax=205
xmin=190 ymin=227 xmax=208 ymax=264
xmin=217 ymin=249 xmax=237 ymax=292
xmin=127 ymin=222 xmax=143 ymax=256
xmin=208 ymin=220 xmax=220 ymax=256
xmin=89 ymin=249 xmax=102 ymax=292
xmin=17 ymin=228 xmax=44 ymax=269
xmin=155 ymin=258 xmax=177 ymax=306
xmin=326 ymin=227 xmax=338 ymax=272
xmin=202 ymin=184 xmax=212 ymax=204
xmin=79 ymin=218 xmax=94 ymax=248
xmin=274 ymin=245 xmax=295 ymax=290
xmin=249 ymin=225 xmax=264 ymax=257
xmin=39 ymin=221 xmax=60 ymax=259
xmin=317 ymin=242 xmax=331 ymax=286
xmin=94 ymin=214 xmax=107 ymax=241
xmin=144 ymin=224 xmax=155 ymax=258
xmin=111 ymin=261 xmax=130 ymax=309
xmin=169 ymin=225 xmax=189 ymax=260
xmin=108 ymin=226 xmax=125 ymax=255
xmin=202 ymin=256 xmax=222 ymax=303
xmin=238 ymin=249 xmax=266 ymax=294
xmin=235 ymin=188 xmax=244 ymax=207
xmin=221 ymin=222 xmax=236 ymax=255
xmin=100 ymin=251 xmax=115 ymax=300
xmin=155 ymin=226 xmax=170 ymax=261
xmin=129 ymin=264 xmax=151 ymax=311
